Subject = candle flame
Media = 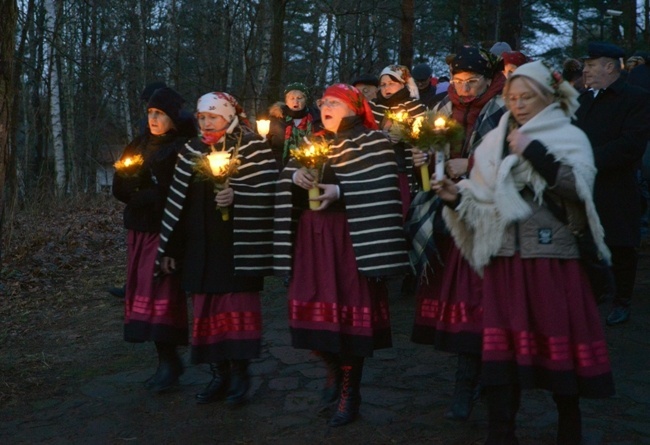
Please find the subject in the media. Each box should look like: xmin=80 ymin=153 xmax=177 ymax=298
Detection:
xmin=124 ymin=157 xmax=133 ymax=167
xmin=434 ymin=117 xmax=446 ymax=130
xmin=207 ymin=151 xmax=231 ymax=176
xmin=412 ymin=116 xmax=424 ymax=138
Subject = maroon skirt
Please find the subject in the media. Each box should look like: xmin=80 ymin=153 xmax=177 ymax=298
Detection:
xmin=481 ymin=255 xmax=615 ymax=398
xmin=124 ymin=230 xmax=188 ymax=344
xmin=190 ymin=292 xmax=262 ymax=364
xmin=288 ymin=210 xmax=392 ymax=357
xmin=412 ymin=238 xmax=483 ymax=355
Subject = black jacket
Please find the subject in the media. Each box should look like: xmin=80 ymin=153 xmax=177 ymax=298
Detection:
xmin=574 ymin=77 xmax=650 ymax=246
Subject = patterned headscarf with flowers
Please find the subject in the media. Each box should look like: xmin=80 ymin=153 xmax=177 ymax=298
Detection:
xmin=196 ymin=92 xmax=251 ymax=145
xmin=321 ymin=83 xmax=379 ymax=130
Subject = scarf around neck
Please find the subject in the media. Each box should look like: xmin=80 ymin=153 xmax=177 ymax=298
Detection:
xmin=443 ymin=103 xmax=609 ymax=273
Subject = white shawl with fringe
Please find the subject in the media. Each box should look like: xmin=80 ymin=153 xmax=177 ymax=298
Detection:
xmin=443 ymin=103 xmax=610 ymax=274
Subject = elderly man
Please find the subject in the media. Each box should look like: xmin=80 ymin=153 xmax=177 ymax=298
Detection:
xmin=575 ymin=42 xmax=650 ymax=326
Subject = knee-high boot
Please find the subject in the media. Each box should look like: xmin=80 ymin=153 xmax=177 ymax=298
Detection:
xmin=196 ymin=361 xmax=231 ymax=404
xmin=444 ymin=353 xmax=481 ymax=421
xmin=314 ymin=351 xmax=342 ymax=407
xmin=147 ymin=341 xmax=183 ymax=393
xmin=328 ymin=357 xmax=364 ymax=427
xmin=484 ymin=384 xmax=520 ymax=445
xmin=553 ymin=394 xmax=582 ymax=445
xmin=226 ymin=359 xmax=250 ymax=405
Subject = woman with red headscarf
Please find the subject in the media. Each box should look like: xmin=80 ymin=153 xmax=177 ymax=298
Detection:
xmin=274 ymin=84 xmax=411 ymax=427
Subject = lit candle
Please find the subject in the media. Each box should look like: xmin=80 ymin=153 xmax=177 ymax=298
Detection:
xmin=434 ymin=117 xmax=446 ymax=130
xmin=206 ymin=151 xmax=233 ymax=221
xmin=256 ymin=119 xmax=270 ymax=137
xmin=123 ymin=157 xmax=133 ymax=167
xmin=307 ymin=163 xmax=320 ymax=210
xmin=207 ymin=151 xmax=231 ymax=176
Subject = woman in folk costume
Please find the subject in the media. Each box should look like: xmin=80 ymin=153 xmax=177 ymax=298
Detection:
xmin=158 ymin=92 xmax=278 ymax=405
xmin=274 ymin=84 xmax=411 ymax=427
xmin=267 ymin=82 xmax=323 ymax=168
xmin=113 ymin=87 xmax=196 ymax=393
xmin=370 ymin=64 xmax=427 ymax=218
xmin=410 ymin=46 xmax=507 ymax=421
xmin=435 ymin=60 xmax=615 ymax=445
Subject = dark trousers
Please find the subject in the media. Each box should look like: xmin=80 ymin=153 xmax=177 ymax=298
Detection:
xmin=609 ymin=245 xmax=638 ymax=307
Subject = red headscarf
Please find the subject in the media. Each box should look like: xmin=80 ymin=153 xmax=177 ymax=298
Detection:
xmin=321 ymin=83 xmax=379 ymax=130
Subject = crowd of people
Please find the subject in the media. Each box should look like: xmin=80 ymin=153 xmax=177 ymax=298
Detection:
xmin=111 ymin=40 xmax=650 ymax=445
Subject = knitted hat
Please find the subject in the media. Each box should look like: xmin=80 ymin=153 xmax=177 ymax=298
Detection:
xmin=411 ymin=63 xmax=433 ymax=80
xmin=140 ymin=81 xmax=167 ymax=102
xmin=509 ymin=60 xmax=579 ymax=117
xmin=283 ymin=82 xmax=309 ymax=100
xmin=147 ymin=87 xmax=185 ymax=126
xmin=489 ymin=41 xmax=512 ymax=57
xmin=196 ymin=92 xmax=251 ymax=131
xmin=451 ymin=47 xmax=494 ymax=77
xmin=321 ymin=83 xmax=378 ymax=130
xmin=502 ymin=51 xmax=529 ymax=67
xmin=379 ymin=64 xmax=419 ymax=99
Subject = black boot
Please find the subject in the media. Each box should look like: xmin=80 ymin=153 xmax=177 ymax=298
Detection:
xmin=444 ymin=353 xmax=481 ymax=421
xmin=147 ymin=342 xmax=183 ymax=393
xmin=328 ymin=357 xmax=363 ymax=427
xmin=196 ymin=361 xmax=231 ymax=404
xmin=484 ymin=384 xmax=520 ymax=445
xmin=317 ymin=351 xmax=342 ymax=409
xmin=226 ymin=359 xmax=250 ymax=405
xmin=553 ymin=394 xmax=582 ymax=445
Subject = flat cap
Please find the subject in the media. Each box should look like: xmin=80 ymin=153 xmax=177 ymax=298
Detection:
xmin=583 ymin=42 xmax=625 ymax=60
xmin=351 ymin=74 xmax=379 ymax=87
xmin=411 ymin=63 xmax=433 ymax=80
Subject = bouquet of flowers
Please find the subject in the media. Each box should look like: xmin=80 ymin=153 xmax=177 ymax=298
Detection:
xmin=389 ymin=110 xmax=463 ymax=190
xmin=290 ymin=139 xmax=331 ymax=210
xmin=113 ymin=154 xmax=144 ymax=178
xmin=193 ymin=133 xmax=242 ymax=221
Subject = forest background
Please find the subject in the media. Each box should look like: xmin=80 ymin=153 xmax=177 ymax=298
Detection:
xmin=0 ymin=0 xmax=649 ymax=259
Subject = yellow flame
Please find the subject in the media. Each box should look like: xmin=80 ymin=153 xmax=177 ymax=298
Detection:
xmin=207 ymin=151 xmax=231 ymax=176
xmin=434 ymin=117 xmax=446 ymax=130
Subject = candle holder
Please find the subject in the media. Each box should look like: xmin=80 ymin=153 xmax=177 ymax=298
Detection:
xmin=256 ymin=119 xmax=270 ymax=138
xmin=290 ymin=139 xmax=331 ymax=210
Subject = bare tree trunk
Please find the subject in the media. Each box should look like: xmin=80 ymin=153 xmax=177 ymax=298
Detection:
xmin=267 ymin=0 xmax=287 ymax=104
xmin=44 ymin=0 xmax=66 ymax=194
xmin=400 ymin=0 xmax=414 ymax=68
xmin=645 ymin=0 xmax=650 ymax=46
xmin=0 ymin=0 xmax=18 ymax=260
xmin=498 ymin=0 xmax=522 ymax=49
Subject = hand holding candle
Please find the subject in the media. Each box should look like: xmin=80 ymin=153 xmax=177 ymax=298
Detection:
xmin=194 ymin=147 xmax=241 ymax=221
xmin=290 ymin=140 xmax=331 ymax=210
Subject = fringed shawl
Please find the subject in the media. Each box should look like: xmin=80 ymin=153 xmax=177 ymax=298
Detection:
xmin=274 ymin=128 xmax=411 ymax=278
xmin=444 ymin=103 xmax=609 ymax=273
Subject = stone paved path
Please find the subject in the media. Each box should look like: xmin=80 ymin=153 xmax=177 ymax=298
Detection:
xmin=1 ymin=258 xmax=649 ymax=444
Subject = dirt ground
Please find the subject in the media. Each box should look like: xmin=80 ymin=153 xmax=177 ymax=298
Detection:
xmin=0 ymin=196 xmax=649 ymax=444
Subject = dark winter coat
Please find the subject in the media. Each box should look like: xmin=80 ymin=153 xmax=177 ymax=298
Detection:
xmin=267 ymin=104 xmax=323 ymax=168
xmin=574 ymin=76 xmax=650 ymax=247
xmin=161 ymin=128 xmax=278 ymax=294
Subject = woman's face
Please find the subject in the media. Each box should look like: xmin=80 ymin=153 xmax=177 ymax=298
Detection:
xmin=318 ymin=96 xmax=355 ymax=133
xmin=285 ymin=90 xmax=307 ymax=110
xmin=148 ymin=108 xmax=174 ymax=136
xmin=197 ymin=112 xmax=230 ymax=133
xmin=451 ymin=72 xmax=490 ymax=98
xmin=379 ymin=75 xmax=404 ymax=98
xmin=505 ymin=77 xmax=551 ymax=125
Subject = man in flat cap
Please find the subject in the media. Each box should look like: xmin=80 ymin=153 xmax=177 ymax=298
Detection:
xmin=575 ymin=42 xmax=650 ymax=326
xmin=351 ymin=74 xmax=379 ymax=101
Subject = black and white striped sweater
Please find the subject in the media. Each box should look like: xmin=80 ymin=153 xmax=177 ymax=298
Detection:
xmin=274 ymin=119 xmax=411 ymax=278
xmin=158 ymin=127 xmax=278 ymax=278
